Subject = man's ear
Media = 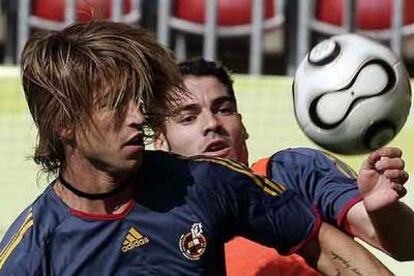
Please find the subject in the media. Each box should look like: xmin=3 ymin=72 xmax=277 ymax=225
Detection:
xmin=242 ymin=125 xmax=249 ymax=140
xmin=59 ymin=126 xmax=75 ymax=142
xmin=238 ymin=113 xmax=249 ymax=140
xmin=153 ymin=132 xmax=171 ymax=152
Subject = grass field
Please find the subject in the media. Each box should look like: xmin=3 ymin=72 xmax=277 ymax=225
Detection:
xmin=1 ymin=67 xmax=413 ymax=274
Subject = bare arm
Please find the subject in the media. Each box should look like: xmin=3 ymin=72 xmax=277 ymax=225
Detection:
xmin=346 ymin=201 xmax=414 ymax=261
xmin=345 ymin=147 xmax=414 ymax=261
xmin=300 ymin=222 xmax=392 ymax=275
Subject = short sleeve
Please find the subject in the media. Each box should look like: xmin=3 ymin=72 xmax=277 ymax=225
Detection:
xmin=261 ymin=148 xmax=362 ymax=229
xmin=0 ymin=207 xmax=42 ymax=275
xmin=191 ymin=157 xmax=321 ymax=255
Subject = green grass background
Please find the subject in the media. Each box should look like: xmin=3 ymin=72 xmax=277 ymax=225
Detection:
xmin=1 ymin=68 xmax=413 ymax=274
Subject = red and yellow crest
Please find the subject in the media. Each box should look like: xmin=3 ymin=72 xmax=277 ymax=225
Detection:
xmin=179 ymin=223 xmax=207 ymax=260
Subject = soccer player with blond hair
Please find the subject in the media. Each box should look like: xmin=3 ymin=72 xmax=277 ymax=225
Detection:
xmin=1 ymin=23 xmax=391 ymax=275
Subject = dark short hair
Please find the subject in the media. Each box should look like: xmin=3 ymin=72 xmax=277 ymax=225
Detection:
xmin=178 ymin=58 xmax=237 ymax=106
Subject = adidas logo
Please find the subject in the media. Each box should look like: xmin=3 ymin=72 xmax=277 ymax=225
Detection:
xmin=121 ymin=227 xmax=149 ymax=253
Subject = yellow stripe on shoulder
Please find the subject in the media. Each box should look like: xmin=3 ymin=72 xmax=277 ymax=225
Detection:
xmin=322 ymin=151 xmax=358 ymax=178
xmin=0 ymin=209 xmax=34 ymax=270
xmin=193 ymin=156 xmax=286 ymax=196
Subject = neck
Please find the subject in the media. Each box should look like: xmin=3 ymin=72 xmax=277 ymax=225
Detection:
xmin=58 ymin=173 xmax=132 ymax=200
xmin=55 ymin=149 xmax=139 ymax=215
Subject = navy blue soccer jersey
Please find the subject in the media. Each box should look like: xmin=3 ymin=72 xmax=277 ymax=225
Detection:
xmin=252 ymin=147 xmax=361 ymax=229
xmin=0 ymin=151 xmax=320 ymax=275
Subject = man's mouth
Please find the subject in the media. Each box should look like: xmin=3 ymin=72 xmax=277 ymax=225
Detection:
xmin=124 ymin=134 xmax=144 ymax=147
xmin=203 ymin=140 xmax=231 ymax=157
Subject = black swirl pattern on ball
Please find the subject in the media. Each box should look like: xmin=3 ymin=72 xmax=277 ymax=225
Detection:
xmin=309 ymin=59 xmax=396 ymax=130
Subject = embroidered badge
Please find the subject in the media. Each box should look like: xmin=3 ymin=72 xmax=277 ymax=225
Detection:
xmin=179 ymin=223 xmax=207 ymax=260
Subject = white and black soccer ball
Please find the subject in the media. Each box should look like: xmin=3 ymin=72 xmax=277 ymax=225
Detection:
xmin=293 ymin=34 xmax=412 ymax=154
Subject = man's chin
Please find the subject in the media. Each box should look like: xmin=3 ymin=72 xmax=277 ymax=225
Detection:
xmin=113 ymin=154 xmax=143 ymax=174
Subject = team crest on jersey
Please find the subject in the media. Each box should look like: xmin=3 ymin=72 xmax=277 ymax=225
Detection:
xmin=179 ymin=223 xmax=207 ymax=260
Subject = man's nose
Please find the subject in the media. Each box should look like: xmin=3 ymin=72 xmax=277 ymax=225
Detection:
xmin=202 ymin=111 xmax=220 ymax=136
xmin=126 ymin=101 xmax=146 ymax=125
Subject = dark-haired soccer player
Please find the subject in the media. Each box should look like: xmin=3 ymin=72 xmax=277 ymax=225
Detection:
xmin=0 ymin=22 xmax=391 ymax=275
xmin=154 ymin=58 xmax=413 ymax=275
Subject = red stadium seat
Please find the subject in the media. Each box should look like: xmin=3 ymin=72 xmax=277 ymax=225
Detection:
xmin=175 ymin=0 xmax=275 ymax=26
xmin=317 ymin=0 xmax=414 ymax=30
xmin=295 ymin=0 xmax=414 ymax=69
xmin=17 ymin=0 xmax=141 ymax=62
xmin=158 ymin=0 xmax=284 ymax=74
xmin=33 ymin=0 xmax=132 ymax=22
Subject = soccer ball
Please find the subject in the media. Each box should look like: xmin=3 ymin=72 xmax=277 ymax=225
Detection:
xmin=293 ymin=34 xmax=412 ymax=155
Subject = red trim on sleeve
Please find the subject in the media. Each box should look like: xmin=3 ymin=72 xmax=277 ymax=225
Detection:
xmin=337 ymin=195 xmax=363 ymax=233
xmin=288 ymin=206 xmax=322 ymax=255
xmin=251 ymin=157 xmax=270 ymax=176
xmin=70 ymin=200 xmax=135 ymax=221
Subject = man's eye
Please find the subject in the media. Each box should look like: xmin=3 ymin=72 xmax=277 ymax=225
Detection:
xmin=179 ymin=115 xmax=197 ymax=124
xmin=217 ymin=106 xmax=235 ymax=115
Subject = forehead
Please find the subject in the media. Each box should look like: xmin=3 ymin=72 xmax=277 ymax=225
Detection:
xmin=182 ymin=76 xmax=229 ymax=104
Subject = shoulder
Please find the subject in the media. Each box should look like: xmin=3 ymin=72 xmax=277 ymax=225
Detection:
xmin=190 ymin=156 xmax=287 ymax=197
xmin=143 ymin=151 xmax=287 ymax=197
xmin=256 ymin=147 xmax=356 ymax=178
xmin=0 ymin=185 xmax=71 ymax=273
xmin=271 ymin=147 xmax=327 ymax=163
xmin=30 ymin=184 xmax=73 ymax=233
xmin=270 ymin=147 xmax=352 ymax=169
xmin=190 ymin=155 xmax=256 ymax=183
xmin=274 ymin=148 xmax=357 ymax=179
xmin=2 ymin=184 xmax=69 ymax=241
xmin=191 ymin=155 xmax=250 ymax=176
xmin=143 ymin=150 xmax=253 ymax=183
xmin=251 ymin=148 xmax=323 ymax=177
xmin=0 ymin=204 xmax=36 ymax=274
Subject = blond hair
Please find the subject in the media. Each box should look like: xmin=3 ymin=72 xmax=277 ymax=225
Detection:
xmin=21 ymin=21 xmax=182 ymax=174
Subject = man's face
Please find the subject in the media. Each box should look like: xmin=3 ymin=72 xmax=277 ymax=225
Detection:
xmin=73 ymin=101 xmax=146 ymax=174
xmin=155 ymin=76 xmax=248 ymax=164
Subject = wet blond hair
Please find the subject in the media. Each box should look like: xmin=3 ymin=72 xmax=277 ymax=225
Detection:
xmin=21 ymin=21 xmax=183 ymax=174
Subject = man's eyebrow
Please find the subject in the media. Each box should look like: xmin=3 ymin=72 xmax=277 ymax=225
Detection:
xmin=174 ymin=103 xmax=200 ymax=114
xmin=211 ymin=96 xmax=235 ymax=106
xmin=173 ymin=96 xmax=235 ymax=114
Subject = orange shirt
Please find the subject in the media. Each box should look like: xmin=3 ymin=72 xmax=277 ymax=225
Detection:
xmin=224 ymin=157 xmax=320 ymax=276
xmin=225 ymin=237 xmax=320 ymax=276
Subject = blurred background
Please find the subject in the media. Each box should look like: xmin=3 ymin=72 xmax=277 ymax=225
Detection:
xmin=2 ymin=0 xmax=414 ymax=75
xmin=0 ymin=0 xmax=414 ymax=274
